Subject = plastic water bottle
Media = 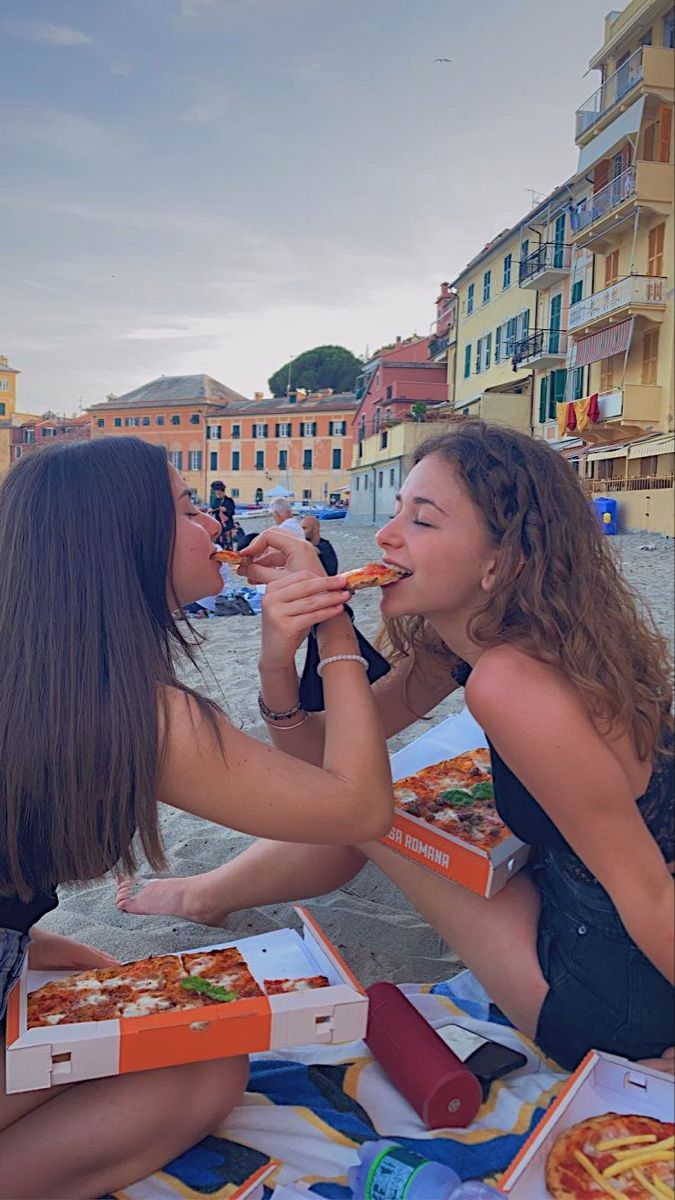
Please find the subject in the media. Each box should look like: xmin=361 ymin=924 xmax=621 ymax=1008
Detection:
xmin=348 ymin=1141 xmax=502 ymax=1198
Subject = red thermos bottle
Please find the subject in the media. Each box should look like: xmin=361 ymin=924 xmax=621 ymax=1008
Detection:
xmin=365 ymin=982 xmax=483 ymax=1129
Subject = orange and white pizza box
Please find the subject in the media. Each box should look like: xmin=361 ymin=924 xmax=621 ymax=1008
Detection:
xmin=499 ymin=1049 xmax=675 ymax=1196
xmin=380 ymin=707 xmax=530 ymax=898
xmin=4 ymin=906 xmax=367 ymax=1094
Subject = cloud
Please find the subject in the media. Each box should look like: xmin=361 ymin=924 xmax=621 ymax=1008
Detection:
xmin=0 ymin=108 xmax=126 ymax=161
xmin=7 ymin=22 xmax=92 ymax=46
xmin=179 ymin=80 xmax=230 ymax=124
xmin=179 ymin=0 xmax=217 ymax=16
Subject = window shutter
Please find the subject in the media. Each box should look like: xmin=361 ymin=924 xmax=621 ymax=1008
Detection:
xmin=538 ymin=377 xmax=548 ymax=424
xmin=594 ymin=159 xmax=610 ymax=192
xmin=658 ymin=105 xmax=672 ymax=163
xmin=571 ymin=280 xmax=583 ymax=305
xmin=263 ymin=424 xmax=269 ymax=438
xmin=644 ymin=121 xmax=657 ymax=161
xmin=495 ymin=326 xmax=501 ymax=363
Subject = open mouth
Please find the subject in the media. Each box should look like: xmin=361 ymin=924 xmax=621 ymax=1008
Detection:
xmin=382 ymin=563 xmax=413 ymax=585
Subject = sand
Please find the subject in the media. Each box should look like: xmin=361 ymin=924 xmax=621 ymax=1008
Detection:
xmin=43 ymin=523 xmax=675 ymax=987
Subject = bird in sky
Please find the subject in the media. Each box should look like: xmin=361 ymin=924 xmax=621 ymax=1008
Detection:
xmin=434 ymin=58 xmax=452 ymax=63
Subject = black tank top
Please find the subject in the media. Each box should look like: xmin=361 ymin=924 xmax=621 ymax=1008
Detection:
xmin=0 ymin=888 xmax=58 ymax=934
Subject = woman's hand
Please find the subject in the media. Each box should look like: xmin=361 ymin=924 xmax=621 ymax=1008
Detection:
xmin=238 ymin=528 xmax=327 ymax=584
xmin=29 ymin=928 xmax=119 ymax=971
xmin=260 ymin=570 xmax=351 ymax=670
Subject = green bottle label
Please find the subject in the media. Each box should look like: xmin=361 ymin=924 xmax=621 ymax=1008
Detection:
xmin=364 ymin=1146 xmax=426 ymax=1200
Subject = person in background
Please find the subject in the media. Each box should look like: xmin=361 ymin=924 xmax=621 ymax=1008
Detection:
xmin=302 ymin=515 xmax=338 ymax=576
xmin=209 ymin=482 xmax=235 ymax=548
xmin=232 ymin=521 xmax=248 ymax=551
xmin=269 ymin=497 xmax=304 ymax=538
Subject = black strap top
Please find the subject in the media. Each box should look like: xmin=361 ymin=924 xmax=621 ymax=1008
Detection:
xmin=0 ymin=888 xmax=58 ymax=935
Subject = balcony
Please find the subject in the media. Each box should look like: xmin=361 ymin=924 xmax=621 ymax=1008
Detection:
xmin=569 ymin=275 xmax=667 ymax=333
xmin=575 ymin=46 xmax=675 ymax=145
xmin=519 ymin=242 xmax=572 ymax=290
xmin=511 ymin=329 xmax=568 ymax=371
xmin=580 ymin=386 xmax=663 ymax=443
xmin=428 ymin=332 xmax=450 ymax=360
xmin=570 ymin=161 xmax=672 ymax=249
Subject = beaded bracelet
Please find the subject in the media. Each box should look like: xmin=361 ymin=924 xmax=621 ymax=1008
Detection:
xmin=258 ymin=692 xmax=303 ymax=722
xmin=316 ymin=654 xmax=369 ymax=678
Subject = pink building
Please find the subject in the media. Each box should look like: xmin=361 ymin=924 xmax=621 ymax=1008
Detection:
xmin=10 ymin=414 xmax=91 ymax=463
xmin=353 ymin=334 xmax=448 ymax=439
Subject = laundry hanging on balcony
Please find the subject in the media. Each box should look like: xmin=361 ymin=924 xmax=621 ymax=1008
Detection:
xmin=569 ymin=318 xmax=634 ymax=369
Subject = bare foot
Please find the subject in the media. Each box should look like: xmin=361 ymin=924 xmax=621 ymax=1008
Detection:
xmin=115 ymin=876 xmax=229 ymax=926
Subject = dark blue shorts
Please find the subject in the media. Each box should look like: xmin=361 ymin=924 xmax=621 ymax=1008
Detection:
xmin=0 ymin=927 xmax=30 ymax=1023
xmin=532 ymin=849 xmax=674 ymax=1071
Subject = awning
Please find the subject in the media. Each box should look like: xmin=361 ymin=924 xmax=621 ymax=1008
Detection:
xmin=577 ymin=97 xmax=645 ymax=175
xmin=569 ymin=317 xmax=634 ymax=368
xmin=629 ymin=435 xmax=675 ymax=459
xmin=586 ymin=444 xmax=631 ymax=462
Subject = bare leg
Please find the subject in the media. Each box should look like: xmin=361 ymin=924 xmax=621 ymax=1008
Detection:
xmin=116 ymin=841 xmax=367 ymax=925
xmin=0 ymin=1049 xmax=248 ymax=1199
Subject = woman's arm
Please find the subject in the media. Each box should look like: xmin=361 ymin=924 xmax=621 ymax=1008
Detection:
xmin=467 ymin=651 xmax=675 ymax=986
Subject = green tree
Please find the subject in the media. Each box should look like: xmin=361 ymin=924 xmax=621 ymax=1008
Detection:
xmin=268 ymin=345 xmax=363 ymax=398
xmin=411 ymin=401 xmax=428 ymax=422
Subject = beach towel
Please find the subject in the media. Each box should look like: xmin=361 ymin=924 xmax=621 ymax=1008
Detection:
xmin=113 ymin=972 xmax=568 ymax=1199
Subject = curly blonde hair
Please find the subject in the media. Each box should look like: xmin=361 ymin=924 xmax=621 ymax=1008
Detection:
xmin=378 ymin=421 xmax=672 ymax=761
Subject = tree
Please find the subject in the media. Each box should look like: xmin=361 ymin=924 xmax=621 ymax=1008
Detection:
xmin=411 ymin=401 xmax=428 ymax=422
xmin=268 ymin=345 xmax=363 ymax=398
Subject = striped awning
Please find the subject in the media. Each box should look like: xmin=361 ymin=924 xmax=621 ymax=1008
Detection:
xmin=586 ymin=444 xmax=631 ymax=462
xmin=569 ymin=318 xmax=634 ymax=369
xmin=629 ymin=436 xmax=675 ymax=459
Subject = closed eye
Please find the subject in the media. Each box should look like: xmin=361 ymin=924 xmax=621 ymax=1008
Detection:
xmin=413 ymin=519 xmax=435 ymax=528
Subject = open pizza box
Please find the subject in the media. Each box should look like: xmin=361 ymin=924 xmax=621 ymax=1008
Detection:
xmin=4 ymin=906 xmax=367 ymax=1094
xmin=499 ymin=1049 xmax=675 ymax=1196
xmin=380 ymin=707 xmax=530 ymax=898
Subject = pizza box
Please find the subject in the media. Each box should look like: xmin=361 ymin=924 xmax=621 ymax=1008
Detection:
xmin=4 ymin=906 xmax=367 ymax=1093
xmin=499 ymin=1049 xmax=675 ymax=1196
xmin=380 ymin=707 xmax=530 ymax=898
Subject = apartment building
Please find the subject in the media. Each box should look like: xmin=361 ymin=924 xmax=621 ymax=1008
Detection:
xmin=349 ymin=418 xmax=457 ymax=523
xmin=353 ymin=336 xmax=447 ymax=441
xmin=88 ymin=375 xmax=248 ymax=499
xmin=207 ymin=390 xmax=357 ymax=505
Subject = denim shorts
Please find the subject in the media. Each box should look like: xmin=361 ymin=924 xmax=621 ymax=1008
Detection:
xmin=0 ymin=927 xmax=30 ymax=1024
xmin=532 ymin=849 xmax=675 ymax=1071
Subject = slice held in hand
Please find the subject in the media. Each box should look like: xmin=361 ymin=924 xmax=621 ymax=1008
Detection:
xmin=344 ymin=562 xmax=410 ymax=591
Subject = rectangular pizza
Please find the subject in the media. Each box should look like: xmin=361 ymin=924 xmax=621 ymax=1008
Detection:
xmin=394 ymin=747 xmax=513 ymax=852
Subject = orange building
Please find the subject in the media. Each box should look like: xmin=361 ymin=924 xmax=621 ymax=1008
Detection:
xmin=206 ymin=390 xmax=358 ymax=504
xmin=87 ymin=375 xmax=248 ymax=498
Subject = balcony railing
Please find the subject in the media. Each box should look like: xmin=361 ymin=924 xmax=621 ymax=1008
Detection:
xmin=570 ymin=165 xmax=636 ymax=235
xmin=569 ymin=274 xmax=667 ymax=331
xmin=576 ymin=46 xmax=643 ymax=139
xmin=590 ymin=475 xmax=673 ymax=493
xmin=512 ymin=329 xmax=568 ymax=369
xmin=519 ymin=242 xmax=572 ymax=285
xmin=428 ymin=332 xmax=450 ymax=359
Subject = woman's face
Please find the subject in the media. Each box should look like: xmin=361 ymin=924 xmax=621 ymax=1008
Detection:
xmin=375 ymin=454 xmax=498 ymax=624
xmin=169 ymin=467 xmax=223 ymax=605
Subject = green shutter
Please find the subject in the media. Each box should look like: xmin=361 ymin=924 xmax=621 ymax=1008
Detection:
xmin=464 ymin=344 xmax=472 ymax=378
xmin=538 ymin=377 xmax=548 ymax=424
xmin=571 ymin=280 xmax=583 ymax=305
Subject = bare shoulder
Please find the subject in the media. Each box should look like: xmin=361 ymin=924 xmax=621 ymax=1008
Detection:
xmin=158 ymin=685 xmax=229 ymax=754
xmin=465 ymin=645 xmax=582 ymax=729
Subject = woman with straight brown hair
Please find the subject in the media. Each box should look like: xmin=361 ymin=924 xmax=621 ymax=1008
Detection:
xmin=122 ymin=420 xmax=675 ymax=1074
xmin=0 ymin=436 xmax=394 ymax=1198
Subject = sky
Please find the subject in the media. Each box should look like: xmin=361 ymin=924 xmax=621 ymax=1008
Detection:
xmin=1 ymin=0 xmax=611 ymax=415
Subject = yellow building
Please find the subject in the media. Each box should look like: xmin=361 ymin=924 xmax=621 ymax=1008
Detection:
xmin=0 ymin=356 xmax=31 ymax=477
xmin=349 ymin=418 xmax=459 ymax=523
xmin=566 ymin=0 xmax=674 ymax=532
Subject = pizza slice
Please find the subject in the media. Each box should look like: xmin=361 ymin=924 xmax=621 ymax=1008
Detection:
xmin=179 ymin=947 xmax=263 ymax=1001
xmin=263 ymin=975 xmax=330 ymax=994
xmin=344 ymin=562 xmax=410 ymax=591
xmin=214 ymin=548 xmax=246 ymax=566
xmin=545 ymin=1112 xmax=675 ymax=1199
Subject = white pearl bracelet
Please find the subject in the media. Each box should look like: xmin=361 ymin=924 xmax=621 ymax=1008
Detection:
xmin=316 ymin=654 xmax=369 ymax=677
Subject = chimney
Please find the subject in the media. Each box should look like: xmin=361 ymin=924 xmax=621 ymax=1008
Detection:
xmin=254 ymin=391 xmax=264 ymax=401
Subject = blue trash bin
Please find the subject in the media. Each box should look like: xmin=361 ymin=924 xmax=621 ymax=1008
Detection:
xmin=591 ymin=497 xmax=618 ymax=535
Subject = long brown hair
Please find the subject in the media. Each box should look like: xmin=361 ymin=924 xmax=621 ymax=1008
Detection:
xmin=379 ymin=421 xmax=672 ymax=760
xmin=0 ymin=437 xmax=219 ymax=900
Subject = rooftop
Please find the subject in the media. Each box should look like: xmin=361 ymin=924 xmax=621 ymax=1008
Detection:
xmin=210 ymin=391 xmax=358 ymax=418
xmin=87 ymin=374 xmax=249 ymax=411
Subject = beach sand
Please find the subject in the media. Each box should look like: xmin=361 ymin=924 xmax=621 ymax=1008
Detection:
xmin=44 ymin=523 xmax=675 ymax=987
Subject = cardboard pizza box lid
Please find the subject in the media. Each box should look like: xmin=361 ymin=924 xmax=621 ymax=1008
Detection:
xmin=499 ymin=1049 xmax=675 ymax=1196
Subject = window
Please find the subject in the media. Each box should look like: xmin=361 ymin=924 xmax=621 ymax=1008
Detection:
xmin=329 ymin=419 xmax=347 ymax=436
xmin=475 ymin=338 xmax=483 ymax=374
xmin=255 ymin=449 xmax=264 ymax=470
xmin=601 ymin=354 xmax=617 ymax=392
xmin=25 ymin=428 xmax=34 ymax=442
xmin=124 ymin=416 xmax=140 ymax=427
xmin=275 ymin=422 xmax=292 ymax=438
xmin=0 ymin=379 xmax=8 ymax=391
xmin=303 ymin=448 xmax=312 ymax=470
xmin=642 ymin=329 xmax=659 ymax=384
xmin=42 ymin=427 xmax=56 ymax=437
xmin=572 ymin=366 xmax=585 ymax=401
xmin=385 ymin=386 xmax=393 ymax=401
xmin=538 ymin=376 xmax=548 ymax=425
xmin=171 ymin=415 xmax=181 ymax=426
xmin=141 ymin=416 xmax=150 ymax=426
xmin=254 ymin=423 xmax=268 ymax=438
xmin=502 ymin=254 xmax=512 ymax=289
xmin=169 ymin=450 xmax=183 ymax=470
xmin=332 ymin=447 xmax=342 ymax=469
xmin=96 ymin=418 xmax=104 ymax=428
xmin=231 ymin=488 xmax=240 ymax=498
xmin=482 ymin=270 xmax=491 ymax=304
xmin=648 ymin=223 xmax=665 ymax=275
xmin=302 ymin=489 xmax=312 ymax=500
xmin=517 ymin=309 xmax=530 ymax=344
xmin=231 ymin=423 xmax=240 ymax=438
xmin=605 ymin=249 xmax=620 ymax=287
xmin=188 ymin=450 xmax=202 ymax=471
xmin=495 ymin=326 xmax=501 ymax=363
xmin=300 ymin=421 xmax=317 ymax=437
xmin=483 ymin=332 xmax=492 ymax=371
xmin=389 ymin=468 xmax=395 ymax=486
xmin=571 ymin=279 xmax=583 ymax=306
xmin=378 ymin=471 xmax=383 ymax=488
xmin=380 ymin=430 xmax=388 ymax=449
xmin=278 ymin=449 xmax=288 ymax=470
xmin=114 ymin=417 xmax=122 ymax=427
xmin=364 ymin=475 xmax=369 ymax=490
xmin=210 ymin=450 xmax=218 ymax=470
xmin=549 ymin=369 xmax=566 ymax=419
xmin=207 ymin=424 xmax=221 ymax=440
xmin=467 ymin=283 xmax=475 ymax=314
xmin=355 ymin=476 xmax=360 ymax=491
xmin=464 ymin=343 xmax=472 ymax=378
xmin=521 ymin=238 xmax=529 ymax=264
xmin=189 ymin=414 xmax=200 ymax=425
xmin=232 ymin=450 xmax=240 ymax=471
xmin=504 ymin=318 xmax=517 ymax=357
xmin=156 ymin=415 xmax=165 ymax=426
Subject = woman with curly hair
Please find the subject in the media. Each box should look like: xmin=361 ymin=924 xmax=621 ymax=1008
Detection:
xmin=119 ymin=421 xmax=674 ymax=1072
